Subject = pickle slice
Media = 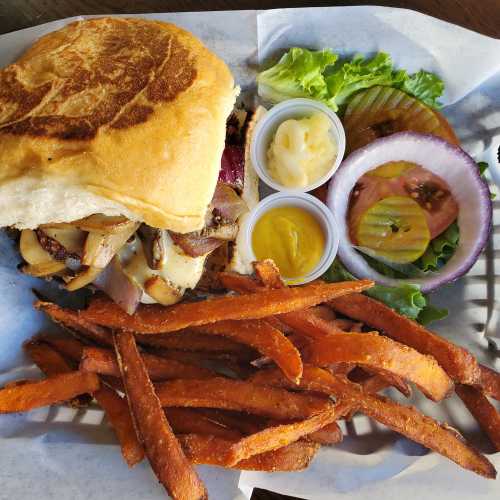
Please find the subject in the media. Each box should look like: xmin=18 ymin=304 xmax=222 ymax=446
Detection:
xmin=367 ymin=160 xmax=414 ymax=179
xmin=343 ymin=86 xmax=459 ymax=153
xmin=356 ymin=196 xmax=431 ymax=263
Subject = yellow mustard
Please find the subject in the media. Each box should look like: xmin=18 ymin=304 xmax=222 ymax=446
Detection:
xmin=267 ymin=112 xmax=337 ymax=188
xmin=252 ymin=206 xmax=325 ymax=279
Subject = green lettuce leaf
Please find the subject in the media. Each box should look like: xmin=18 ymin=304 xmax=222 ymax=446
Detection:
xmin=416 ymin=221 xmax=459 ymax=272
xmin=398 ymin=70 xmax=444 ymax=109
xmin=323 ymin=259 xmax=447 ymax=324
xmin=417 ymin=304 xmax=449 ymax=325
xmin=257 ymin=48 xmax=337 ymax=104
xmin=477 ymin=161 xmax=496 ymax=200
xmin=324 ymin=53 xmax=406 ymax=110
xmin=258 ymin=48 xmax=445 ymax=112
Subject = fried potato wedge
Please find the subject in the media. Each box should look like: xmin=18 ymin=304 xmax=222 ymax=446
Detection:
xmin=456 ymin=384 xmax=500 ymax=452
xmin=0 ymin=371 xmax=99 ymax=413
xmin=36 ymin=301 xmax=112 ymax=346
xmin=192 ymin=320 xmax=302 ymax=383
xmin=113 ymin=330 xmax=206 ymax=500
xmin=226 ymin=401 xmax=352 ymax=465
xmin=80 ymin=346 xmax=214 ymax=381
xmin=154 ymin=377 xmax=333 ymax=420
xmin=250 ymin=366 xmax=496 ymax=479
xmin=167 ymin=408 xmax=243 ymax=441
xmin=93 ymin=384 xmax=145 ymax=467
xmin=329 ymin=293 xmax=480 ymax=384
xmin=303 ymin=333 xmax=452 ymax=401
xmin=80 ymin=281 xmax=373 ymax=333
xmin=179 ymin=434 xmax=319 ymax=471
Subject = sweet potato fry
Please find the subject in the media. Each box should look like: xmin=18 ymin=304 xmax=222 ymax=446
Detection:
xmin=352 ymin=367 xmax=412 ymax=398
xmin=219 ymin=272 xmax=350 ymax=342
xmin=80 ymin=346 xmax=214 ymax=381
xmin=253 ymin=259 xmax=284 ymax=289
xmin=250 ymin=366 xmax=496 ymax=479
xmin=178 ymin=434 xmax=319 ymax=471
xmin=478 ymin=364 xmax=500 ymax=401
xmin=456 ymin=384 xmax=500 ymax=451
xmin=136 ymin=331 xmax=251 ymax=354
xmin=226 ymin=401 xmax=352 ymax=465
xmin=192 ymin=320 xmax=303 ymax=383
xmin=36 ymin=335 xmax=84 ymax=362
xmin=152 ymin=349 xmax=255 ymax=379
xmin=303 ymin=332 xmax=452 ymax=402
xmin=93 ymin=384 xmax=144 ymax=467
xmin=167 ymin=408 xmax=242 ymax=441
xmin=307 ymin=421 xmax=343 ymax=445
xmin=24 ymin=340 xmax=92 ymax=407
xmin=80 ymin=280 xmax=373 ymax=333
xmin=218 ymin=271 xmax=262 ymax=293
xmin=0 ymin=371 xmax=100 ymax=413
xmin=329 ymin=293 xmax=480 ymax=384
xmin=35 ymin=301 xmax=112 ymax=346
xmin=194 ymin=409 xmax=264 ymax=435
xmin=24 ymin=339 xmax=75 ymax=376
xmin=154 ymin=377 xmax=333 ymax=420
xmin=113 ymin=329 xmax=207 ymax=500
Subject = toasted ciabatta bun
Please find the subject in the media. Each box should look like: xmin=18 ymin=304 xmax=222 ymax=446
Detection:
xmin=0 ymin=18 xmax=236 ymax=233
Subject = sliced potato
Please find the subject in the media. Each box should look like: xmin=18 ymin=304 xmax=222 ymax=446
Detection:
xmin=65 ymin=266 xmax=103 ymax=291
xmin=20 ymin=230 xmax=54 ymax=265
xmin=22 ymin=261 xmax=67 ymax=277
xmin=144 ymin=275 xmax=182 ymax=306
xmin=39 ymin=226 xmax=86 ymax=255
xmin=83 ymin=222 xmax=140 ymax=268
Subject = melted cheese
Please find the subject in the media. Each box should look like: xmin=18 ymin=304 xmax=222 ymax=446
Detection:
xmin=119 ymin=233 xmax=206 ymax=304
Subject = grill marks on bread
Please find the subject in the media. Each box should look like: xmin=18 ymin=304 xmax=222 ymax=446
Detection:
xmin=0 ymin=18 xmax=197 ymax=140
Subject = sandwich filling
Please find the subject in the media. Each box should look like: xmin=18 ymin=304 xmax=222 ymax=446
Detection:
xmin=18 ymin=110 xmax=252 ymax=313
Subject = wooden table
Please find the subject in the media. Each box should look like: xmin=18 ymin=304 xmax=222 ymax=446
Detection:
xmin=0 ymin=2 xmax=498 ymax=500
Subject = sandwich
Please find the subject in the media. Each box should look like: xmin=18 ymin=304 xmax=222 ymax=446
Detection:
xmin=0 ymin=17 xmax=259 ymax=313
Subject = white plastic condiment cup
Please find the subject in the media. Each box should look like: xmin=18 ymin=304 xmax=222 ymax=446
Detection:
xmin=250 ymin=98 xmax=346 ymax=193
xmin=243 ymin=191 xmax=340 ymax=285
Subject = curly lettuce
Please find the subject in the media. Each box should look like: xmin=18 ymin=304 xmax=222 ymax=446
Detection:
xmin=258 ymin=48 xmax=444 ymax=112
xmin=416 ymin=222 xmax=459 ymax=272
xmin=323 ymin=259 xmax=447 ymax=325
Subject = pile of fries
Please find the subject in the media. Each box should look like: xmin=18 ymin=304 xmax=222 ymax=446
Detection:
xmin=1 ymin=260 xmax=499 ymax=499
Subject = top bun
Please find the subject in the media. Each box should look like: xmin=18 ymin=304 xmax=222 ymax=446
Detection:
xmin=0 ymin=17 xmax=236 ymax=232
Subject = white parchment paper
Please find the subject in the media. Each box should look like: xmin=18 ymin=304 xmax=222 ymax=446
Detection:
xmin=0 ymin=6 xmax=500 ymax=500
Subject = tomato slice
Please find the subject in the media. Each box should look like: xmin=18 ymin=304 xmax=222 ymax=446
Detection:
xmin=349 ymin=161 xmax=458 ymax=245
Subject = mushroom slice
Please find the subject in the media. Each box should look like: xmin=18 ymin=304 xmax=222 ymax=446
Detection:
xmin=23 ymin=261 xmax=67 ymax=277
xmin=73 ymin=214 xmax=133 ymax=234
xmin=37 ymin=226 xmax=86 ymax=258
xmin=82 ymin=222 xmax=140 ymax=269
xmin=144 ymin=275 xmax=183 ymax=306
xmin=200 ymin=222 xmax=239 ymax=240
xmin=138 ymin=225 xmax=167 ymax=270
xmin=20 ymin=230 xmax=67 ymax=277
xmin=20 ymin=230 xmax=55 ymax=265
xmin=65 ymin=266 xmax=103 ymax=291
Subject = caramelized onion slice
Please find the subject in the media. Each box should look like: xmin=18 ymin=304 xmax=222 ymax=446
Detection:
xmin=83 ymin=222 xmax=139 ymax=268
